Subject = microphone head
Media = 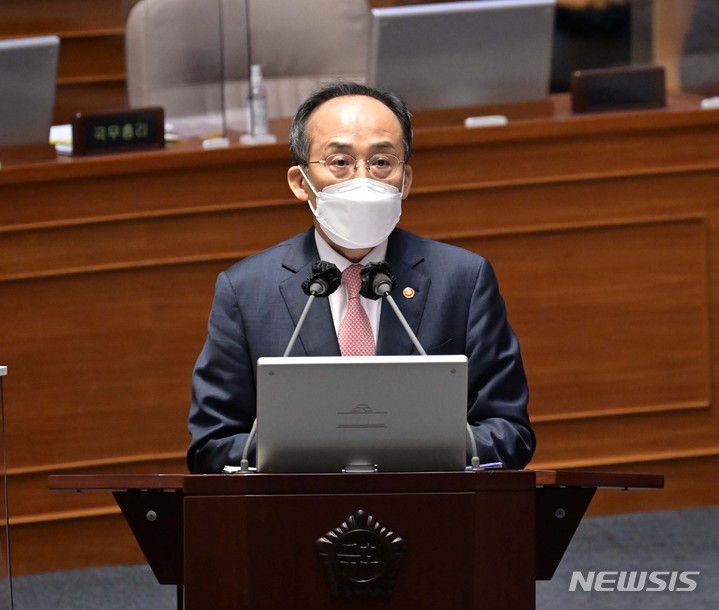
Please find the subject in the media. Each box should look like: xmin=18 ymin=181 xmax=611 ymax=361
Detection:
xmin=302 ymin=261 xmax=342 ymax=297
xmin=360 ymin=261 xmax=397 ymax=300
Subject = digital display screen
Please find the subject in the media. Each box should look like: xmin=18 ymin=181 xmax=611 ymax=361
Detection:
xmin=88 ymin=120 xmax=153 ymax=147
xmin=72 ymin=107 xmax=164 ymax=155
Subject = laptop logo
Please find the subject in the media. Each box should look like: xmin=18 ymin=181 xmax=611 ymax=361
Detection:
xmin=337 ymin=404 xmax=388 ymax=429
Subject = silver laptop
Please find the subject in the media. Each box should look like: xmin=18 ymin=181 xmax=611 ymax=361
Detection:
xmin=367 ymin=0 xmax=555 ymax=110
xmin=0 ymin=35 xmax=59 ymax=147
xmin=256 ymin=355 xmax=468 ymax=473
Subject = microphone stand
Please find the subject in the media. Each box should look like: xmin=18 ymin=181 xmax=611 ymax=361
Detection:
xmin=379 ymin=289 xmax=427 ymax=356
xmin=466 ymin=423 xmax=481 ymax=471
xmin=360 ymin=261 xmax=481 ymax=470
xmin=360 ymin=261 xmax=426 ymax=355
xmin=238 ymin=261 xmax=341 ymax=472
xmin=283 ymin=292 xmax=318 ymax=357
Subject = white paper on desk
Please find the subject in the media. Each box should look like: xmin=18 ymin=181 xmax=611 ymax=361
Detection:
xmin=222 ymin=464 xmax=255 ymax=473
xmin=165 ymin=109 xmax=249 ymax=139
xmin=49 ymin=124 xmax=72 ymax=154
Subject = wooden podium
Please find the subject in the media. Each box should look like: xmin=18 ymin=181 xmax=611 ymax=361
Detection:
xmin=49 ymin=470 xmax=662 ymax=609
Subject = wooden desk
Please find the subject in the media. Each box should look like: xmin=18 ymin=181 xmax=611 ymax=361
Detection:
xmin=2 ymin=97 xmax=719 ymax=574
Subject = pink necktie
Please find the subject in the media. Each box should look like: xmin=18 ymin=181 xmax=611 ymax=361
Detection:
xmin=338 ymin=264 xmax=375 ymax=356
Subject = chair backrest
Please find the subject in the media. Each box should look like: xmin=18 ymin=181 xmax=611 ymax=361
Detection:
xmin=125 ymin=0 xmax=370 ymax=120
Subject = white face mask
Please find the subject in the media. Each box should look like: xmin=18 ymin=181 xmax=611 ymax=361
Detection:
xmin=299 ymin=167 xmax=404 ymax=249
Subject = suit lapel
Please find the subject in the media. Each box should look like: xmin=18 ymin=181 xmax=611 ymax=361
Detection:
xmin=376 ymin=231 xmax=430 ymax=355
xmin=278 ymin=230 xmax=341 ymax=357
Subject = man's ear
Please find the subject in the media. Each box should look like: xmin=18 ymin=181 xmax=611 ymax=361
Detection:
xmin=401 ymin=164 xmax=413 ymax=200
xmin=287 ymin=165 xmax=310 ymax=201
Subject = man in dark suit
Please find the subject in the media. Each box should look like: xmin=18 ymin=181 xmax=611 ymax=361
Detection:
xmin=187 ymin=82 xmax=535 ymax=474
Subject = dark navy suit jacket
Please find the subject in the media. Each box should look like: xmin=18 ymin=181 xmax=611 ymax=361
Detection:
xmin=187 ymin=227 xmax=535 ymax=473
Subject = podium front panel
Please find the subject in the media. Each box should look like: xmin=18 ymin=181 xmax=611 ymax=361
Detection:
xmin=184 ymin=486 xmax=535 ymax=609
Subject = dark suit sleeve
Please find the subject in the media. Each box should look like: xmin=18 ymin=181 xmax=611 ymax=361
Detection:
xmin=187 ymin=272 xmax=257 ymax=473
xmin=465 ymin=259 xmax=535 ymax=469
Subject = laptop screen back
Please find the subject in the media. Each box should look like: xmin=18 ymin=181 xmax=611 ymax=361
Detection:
xmin=367 ymin=0 xmax=555 ymax=110
xmin=256 ymin=355 xmax=468 ymax=473
xmin=0 ymin=36 xmax=59 ymax=147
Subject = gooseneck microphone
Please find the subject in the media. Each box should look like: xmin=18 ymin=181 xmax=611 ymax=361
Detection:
xmin=283 ymin=261 xmax=342 ymax=357
xmin=301 ymin=260 xmax=343 ymax=297
xmin=359 ymin=261 xmax=481 ymax=470
xmin=359 ymin=261 xmax=427 ymax=357
xmin=239 ymin=261 xmax=341 ymax=471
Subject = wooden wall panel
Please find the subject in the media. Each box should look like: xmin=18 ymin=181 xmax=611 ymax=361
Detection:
xmin=0 ymin=0 xmax=122 ymax=35
xmin=0 ymin=146 xmax=293 ymax=227
xmin=2 ymin=265 xmax=214 ymax=466
xmin=410 ymin=120 xmax=719 ymax=191
xmin=451 ymin=218 xmax=711 ymax=420
xmin=0 ymin=202 xmax=305 ymax=278
xmin=54 ymin=81 xmax=128 ymax=124
xmin=57 ymin=34 xmax=125 ymax=80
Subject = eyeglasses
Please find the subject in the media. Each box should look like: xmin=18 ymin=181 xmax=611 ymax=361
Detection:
xmin=307 ymin=153 xmax=405 ymax=181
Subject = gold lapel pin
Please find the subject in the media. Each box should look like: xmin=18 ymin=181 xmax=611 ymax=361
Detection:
xmin=402 ymin=287 xmax=416 ymax=299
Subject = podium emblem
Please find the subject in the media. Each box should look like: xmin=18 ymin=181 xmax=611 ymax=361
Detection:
xmin=316 ymin=509 xmax=406 ymax=598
